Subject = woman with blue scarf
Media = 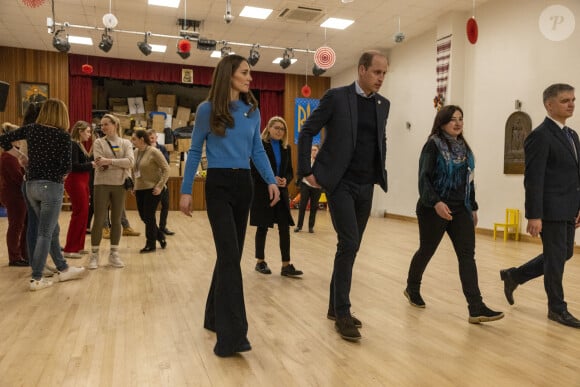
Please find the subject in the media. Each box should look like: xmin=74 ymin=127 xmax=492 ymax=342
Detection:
xmin=404 ymin=105 xmax=504 ymax=324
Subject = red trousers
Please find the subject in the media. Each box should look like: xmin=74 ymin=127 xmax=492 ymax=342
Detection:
xmin=1 ymin=189 xmax=27 ymax=263
xmin=63 ymin=172 xmax=90 ymax=253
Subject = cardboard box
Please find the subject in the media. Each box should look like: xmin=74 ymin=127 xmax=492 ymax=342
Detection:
xmin=176 ymin=138 xmax=191 ymax=152
xmin=164 ymin=144 xmax=174 ymax=152
xmin=156 ymin=94 xmax=177 ymax=109
xmin=176 ymin=106 xmax=191 ymax=122
xmin=168 ymin=163 xmax=180 ymax=177
xmin=112 ymin=105 xmax=128 ymax=114
xmin=152 ymin=115 xmax=165 ymax=132
xmin=171 ymin=118 xmax=187 ymax=130
xmin=108 ymin=97 xmax=127 ymax=108
xmin=157 ymin=106 xmax=173 ymax=116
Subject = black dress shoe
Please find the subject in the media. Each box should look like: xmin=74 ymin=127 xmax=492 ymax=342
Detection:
xmin=500 ymin=268 xmax=519 ymax=305
xmin=308 ymin=228 xmax=314 ymax=233
xmin=162 ymin=228 xmax=175 ymax=236
xmin=158 ymin=239 xmax=167 ymax=249
xmin=404 ymin=288 xmax=426 ymax=308
xmin=9 ymin=259 xmax=29 ymax=267
xmin=140 ymin=246 xmax=156 ymax=254
xmin=294 ymin=227 xmax=301 ymax=233
xmin=548 ymin=310 xmax=580 ymax=328
xmin=327 ymin=309 xmax=362 ymax=328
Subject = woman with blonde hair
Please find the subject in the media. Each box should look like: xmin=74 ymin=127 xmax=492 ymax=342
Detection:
xmin=89 ymin=113 xmax=134 ymax=269
xmin=250 ymin=116 xmax=302 ymax=277
xmin=62 ymin=121 xmax=95 ymax=258
xmin=0 ymin=99 xmax=85 ymax=290
xmin=0 ymin=122 xmax=28 ymax=266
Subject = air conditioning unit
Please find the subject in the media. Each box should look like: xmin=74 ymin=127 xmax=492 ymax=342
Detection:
xmin=278 ymin=5 xmax=325 ymax=23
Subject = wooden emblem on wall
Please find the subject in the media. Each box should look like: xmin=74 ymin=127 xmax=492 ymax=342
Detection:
xmin=504 ymin=111 xmax=532 ymax=174
xmin=181 ymin=69 xmax=193 ymax=84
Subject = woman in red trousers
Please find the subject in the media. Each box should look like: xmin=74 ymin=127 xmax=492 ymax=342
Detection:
xmin=0 ymin=122 xmax=28 ymax=266
xmin=63 ymin=121 xmax=95 ymax=258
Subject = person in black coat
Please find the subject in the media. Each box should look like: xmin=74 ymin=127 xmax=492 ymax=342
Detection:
xmin=250 ymin=116 xmax=303 ymax=277
xmin=500 ymin=83 xmax=580 ymax=328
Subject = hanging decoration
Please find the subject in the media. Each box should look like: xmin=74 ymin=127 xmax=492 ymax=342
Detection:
xmin=435 ymin=35 xmax=451 ymax=110
xmin=314 ymin=46 xmax=336 ymax=70
xmin=22 ymin=0 xmax=46 ymax=8
xmin=301 ymin=85 xmax=311 ymax=98
xmin=81 ymin=63 xmax=94 ymax=74
xmin=466 ymin=0 xmax=478 ymax=44
xmin=466 ymin=17 xmax=478 ymax=44
xmin=102 ymin=13 xmax=118 ymax=29
xmin=177 ymin=39 xmax=191 ymax=53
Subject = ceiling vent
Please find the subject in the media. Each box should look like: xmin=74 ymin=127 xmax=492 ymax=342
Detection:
xmin=278 ymin=6 xmax=324 ymax=23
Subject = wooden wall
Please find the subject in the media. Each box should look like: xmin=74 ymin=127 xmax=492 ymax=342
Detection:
xmin=0 ymin=46 xmax=69 ymax=126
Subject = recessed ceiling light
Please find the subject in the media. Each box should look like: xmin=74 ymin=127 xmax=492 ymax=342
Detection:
xmin=68 ymin=36 xmax=93 ymax=45
xmin=148 ymin=0 xmax=180 ymax=8
xmin=210 ymin=50 xmax=221 ymax=58
xmin=272 ymin=57 xmax=298 ymax=64
xmin=150 ymin=44 xmax=167 ymax=53
xmin=240 ymin=6 xmax=273 ymax=20
xmin=320 ymin=17 xmax=354 ymax=30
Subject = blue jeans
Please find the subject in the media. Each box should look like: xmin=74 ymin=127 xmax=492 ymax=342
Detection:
xmin=26 ymin=180 xmax=68 ymax=279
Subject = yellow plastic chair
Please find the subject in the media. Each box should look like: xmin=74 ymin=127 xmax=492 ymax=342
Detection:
xmin=493 ymin=208 xmax=520 ymax=241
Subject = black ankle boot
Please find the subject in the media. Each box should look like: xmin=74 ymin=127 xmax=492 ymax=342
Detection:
xmin=404 ymin=288 xmax=426 ymax=308
xmin=140 ymin=245 xmax=156 ymax=254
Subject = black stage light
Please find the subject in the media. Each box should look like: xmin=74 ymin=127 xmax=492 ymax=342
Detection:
xmin=197 ymin=38 xmax=217 ymax=51
xmin=137 ymin=32 xmax=152 ymax=56
xmin=99 ymin=32 xmax=113 ymax=53
xmin=279 ymin=49 xmax=292 ymax=69
xmin=248 ymin=44 xmax=260 ymax=66
xmin=312 ymin=64 xmax=326 ymax=76
xmin=52 ymin=29 xmax=70 ymax=53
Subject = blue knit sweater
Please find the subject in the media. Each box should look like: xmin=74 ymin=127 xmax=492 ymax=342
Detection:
xmin=180 ymin=100 xmax=276 ymax=194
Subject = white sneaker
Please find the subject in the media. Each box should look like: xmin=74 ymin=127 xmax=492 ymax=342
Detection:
xmin=108 ymin=251 xmax=125 ymax=268
xmin=63 ymin=251 xmax=82 ymax=258
xmin=57 ymin=266 xmax=85 ymax=282
xmin=29 ymin=278 xmax=53 ymax=291
xmin=87 ymin=252 xmax=99 ymax=270
xmin=43 ymin=264 xmax=58 ymax=277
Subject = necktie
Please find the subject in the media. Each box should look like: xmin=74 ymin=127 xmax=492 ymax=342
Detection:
xmin=564 ymin=127 xmax=577 ymax=160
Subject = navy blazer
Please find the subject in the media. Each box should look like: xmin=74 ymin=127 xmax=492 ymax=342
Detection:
xmin=297 ymin=82 xmax=389 ymax=194
xmin=524 ymin=117 xmax=580 ymax=221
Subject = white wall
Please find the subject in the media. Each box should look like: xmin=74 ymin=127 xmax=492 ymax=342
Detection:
xmin=329 ymin=0 xmax=580 ymax=242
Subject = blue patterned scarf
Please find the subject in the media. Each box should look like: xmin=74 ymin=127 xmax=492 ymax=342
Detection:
xmin=431 ymin=133 xmax=475 ymax=211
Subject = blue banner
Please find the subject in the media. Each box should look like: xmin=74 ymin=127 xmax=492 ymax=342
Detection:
xmin=294 ymin=98 xmax=321 ymax=145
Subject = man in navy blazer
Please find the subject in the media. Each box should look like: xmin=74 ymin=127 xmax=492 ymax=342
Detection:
xmin=298 ymin=51 xmax=389 ymax=341
xmin=501 ymin=83 xmax=580 ymax=328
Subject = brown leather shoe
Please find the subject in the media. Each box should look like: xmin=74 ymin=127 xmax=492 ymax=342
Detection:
xmin=335 ymin=315 xmax=361 ymax=341
xmin=122 ymin=227 xmax=141 ymax=236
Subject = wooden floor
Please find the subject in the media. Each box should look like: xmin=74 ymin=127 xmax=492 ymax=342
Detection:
xmin=1 ymin=210 xmax=580 ymax=386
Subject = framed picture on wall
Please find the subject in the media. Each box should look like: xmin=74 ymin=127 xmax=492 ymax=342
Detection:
xmin=19 ymin=82 xmax=49 ymax=116
xmin=181 ymin=69 xmax=193 ymax=84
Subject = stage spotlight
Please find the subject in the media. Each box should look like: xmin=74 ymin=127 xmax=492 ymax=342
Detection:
xmin=137 ymin=32 xmax=152 ymax=56
xmin=279 ymin=48 xmax=292 ymax=69
xmin=197 ymin=38 xmax=217 ymax=51
xmin=99 ymin=31 xmax=113 ymax=53
xmin=248 ymin=44 xmax=260 ymax=66
xmin=220 ymin=45 xmax=232 ymax=57
xmin=52 ymin=28 xmax=70 ymax=53
xmin=312 ymin=64 xmax=326 ymax=76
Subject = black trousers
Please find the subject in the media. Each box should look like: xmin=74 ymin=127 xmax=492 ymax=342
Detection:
xmin=511 ymin=220 xmax=575 ymax=313
xmin=135 ymin=188 xmax=162 ymax=247
xmin=255 ymin=201 xmax=291 ymax=262
xmin=296 ymin=183 xmax=322 ymax=230
xmin=203 ymin=168 xmax=253 ymax=357
xmin=158 ymin=186 xmax=169 ymax=230
xmin=327 ymin=179 xmax=374 ymax=317
xmin=406 ymin=203 xmax=483 ymax=307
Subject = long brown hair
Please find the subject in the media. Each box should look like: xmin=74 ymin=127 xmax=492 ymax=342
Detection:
xmin=206 ymin=54 xmax=258 ymax=137
xmin=429 ymin=105 xmax=472 ymax=153
xmin=70 ymin=120 xmax=93 ymax=157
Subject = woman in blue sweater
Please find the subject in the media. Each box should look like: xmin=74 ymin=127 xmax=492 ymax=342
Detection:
xmin=180 ymin=54 xmax=280 ymax=357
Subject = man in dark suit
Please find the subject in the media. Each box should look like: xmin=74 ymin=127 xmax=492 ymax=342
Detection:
xmin=500 ymin=83 xmax=580 ymax=328
xmin=297 ymin=50 xmax=389 ymax=341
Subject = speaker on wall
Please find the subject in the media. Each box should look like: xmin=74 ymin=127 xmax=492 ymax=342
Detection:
xmin=0 ymin=81 xmax=9 ymax=112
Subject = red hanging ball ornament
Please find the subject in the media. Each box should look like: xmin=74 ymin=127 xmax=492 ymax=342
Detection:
xmin=466 ymin=17 xmax=478 ymax=44
xmin=177 ymin=39 xmax=191 ymax=53
xmin=22 ymin=0 xmax=47 ymax=8
xmin=81 ymin=64 xmax=93 ymax=74
xmin=301 ymin=85 xmax=311 ymax=98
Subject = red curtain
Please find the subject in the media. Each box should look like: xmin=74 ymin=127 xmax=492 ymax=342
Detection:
xmin=68 ymin=75 xmax=92 ymax=128
xmin=68 ymin=55 xmax=284 ymax=126
xmin=259 ymin=90 xmax=284 ymax=130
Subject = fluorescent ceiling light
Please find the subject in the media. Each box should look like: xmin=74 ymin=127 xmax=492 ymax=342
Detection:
xmin=150 ymin=44 xmax=167 ymax=53
xmin=211 ymin=50 xmax=236 ymax=58
xmin=272 ymin=57 xmax=298 ymax=64
xmin=148 ymin=0 xmax=180 ymax=8
xmin=320 ymin=17 xmax=354 ymax=30
xmin=240 ymin=6 xmax=273 ymax=19
xmin=68 ymin=36 xmax=93 ymax=45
